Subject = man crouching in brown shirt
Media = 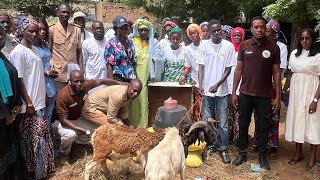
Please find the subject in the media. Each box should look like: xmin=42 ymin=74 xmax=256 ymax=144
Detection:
xmin=55 ymin=70 xmax=126 ymax=160
xmin=82 ymin=78 xmax=142 ymax=128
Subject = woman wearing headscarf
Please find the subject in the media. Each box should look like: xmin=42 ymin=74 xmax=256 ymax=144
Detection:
xmin=283 ymin=29 xmax=320 ymax=170
xmin=179 ymin=23 xmax=203 ymax=121
xmin=159 ymin=21 xmax=177 ymax=49
xmin=129 ymin=19 xmax=163 ymax=127
xmin=200 ymin=21 xmax=209 ymax=40
xmin=227 ymin=27 xmax=245 ymax=144
xmin=105 ymin=16 xmax=136 ymax=83
xmin=0 ymin=22 xmax=24 ymax=180
xmin=9 ymin=18 xmax=55 ymax=179
xmin=221 ymin=25 xmax=233 ymax=42
xmin=163 ymin=27 xmax=188 ymax=82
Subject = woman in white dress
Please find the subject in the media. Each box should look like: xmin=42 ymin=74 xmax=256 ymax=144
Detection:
xmin=284 ymin=29 xmax=320 ymax=170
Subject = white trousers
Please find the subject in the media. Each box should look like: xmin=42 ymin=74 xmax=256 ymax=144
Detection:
xmin=52 ymin=116 xmax=98 ymax=155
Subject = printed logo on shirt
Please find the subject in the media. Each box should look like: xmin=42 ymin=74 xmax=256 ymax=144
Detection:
xmin=219 ymin=52 xmax=225 ymax=57
xmin=244 ymin=51 xmax=253 ymax=55
xmin=69 ymin=102 xmax=77 ymax=107
xmin=262 ymin=50 xmax=271 ymax=58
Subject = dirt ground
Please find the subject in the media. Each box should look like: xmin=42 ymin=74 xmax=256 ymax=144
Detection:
xmin=48 ymin=105 xmax=320 ymax=180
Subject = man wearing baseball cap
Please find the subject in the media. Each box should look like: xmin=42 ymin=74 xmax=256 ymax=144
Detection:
xmin=73 ymin=11 xmax=93 ymax=42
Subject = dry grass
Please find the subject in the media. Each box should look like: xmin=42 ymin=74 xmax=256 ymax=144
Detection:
xmin=50 ymin=105 xmax=320 ymax=180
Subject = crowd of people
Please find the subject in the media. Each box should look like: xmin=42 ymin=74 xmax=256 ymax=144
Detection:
xmin=0 ymin=2 xmax=319 ymax=179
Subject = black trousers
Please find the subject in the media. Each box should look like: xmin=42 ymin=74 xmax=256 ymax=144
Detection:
xmin=237 ymin=93 xmax=273 ymax=156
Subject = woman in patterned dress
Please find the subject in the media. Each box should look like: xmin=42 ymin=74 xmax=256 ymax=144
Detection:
xmin=163 ymin=27 xmax=188 ymax=82
xmin=9 ymin=18 xmax=55 ymax=180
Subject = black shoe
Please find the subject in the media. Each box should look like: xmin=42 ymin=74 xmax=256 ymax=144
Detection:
xmin=259 ymin=156 xmax=271 ymax=170
xmin=208 ymin=149 xmax=216 ymax=156
xmin=220 ymin=151 xmax=231 ymax=164
xmin=232 ymin=153 xmax=247 ymax=166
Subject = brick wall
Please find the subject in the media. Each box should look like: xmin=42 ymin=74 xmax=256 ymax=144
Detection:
xmin=96 ymin=2 xmax=157 ymax=24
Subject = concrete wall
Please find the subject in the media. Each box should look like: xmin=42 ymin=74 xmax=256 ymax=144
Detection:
xmin=96 ymin=2 xmax=157 ymax=24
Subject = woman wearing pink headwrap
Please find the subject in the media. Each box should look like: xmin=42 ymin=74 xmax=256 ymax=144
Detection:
xmin=227 ymin=27 xmax=245 ymax=144
xmin=159 ymin=21 xmax=177 ymax=49
xmin=179 ymin=23 xmax=203 ymax=121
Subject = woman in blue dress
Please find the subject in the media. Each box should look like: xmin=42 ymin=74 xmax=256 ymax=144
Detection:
xmin=34 ymin=18 xmax=58 ymax=127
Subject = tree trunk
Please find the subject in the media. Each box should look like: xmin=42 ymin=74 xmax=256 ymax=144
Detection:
xmin=290 ymin=21 xmax=312 ymax=52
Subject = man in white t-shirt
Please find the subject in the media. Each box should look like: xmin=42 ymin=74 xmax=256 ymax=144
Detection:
xmin=82 ymin=21 xmax=108 ymax=94
xmin=197 ymin=19 xmax=236 ymax=164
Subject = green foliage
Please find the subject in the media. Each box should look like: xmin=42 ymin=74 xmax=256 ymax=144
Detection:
xmin=237 ymin=0 xmax=275 ymax=22
xmin=101 ymin=0 xmax=129 ymax=2
xmin=263 ymin=0 xmax=319 ymax=21
xmin=0 ymin=0 xmax=81 ymax=17
xmin=127 ymin=0 xmax=240 ymax=24
xmin=262 ymin=0 xmax=320 ymax=47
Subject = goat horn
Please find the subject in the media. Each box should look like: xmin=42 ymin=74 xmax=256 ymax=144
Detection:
xmin=187 ymin=121 xmax=209 ymax=134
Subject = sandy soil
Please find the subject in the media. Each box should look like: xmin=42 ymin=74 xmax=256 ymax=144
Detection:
xmin=48 ymin=105 xmax=320 ymax=180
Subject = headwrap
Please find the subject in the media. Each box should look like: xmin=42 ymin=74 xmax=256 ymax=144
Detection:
xmin=0 ymin=23 xmax=13 ymax=104
xmin=186 ymin=24 xmax=203 ymax=39
xmin=131 ymin=19 xmax=164 ymax=80
xmin=169 ymin=27 xmax=182 ymax=37
xmin=163 ymin=21 xmax=177 ymax=28
xmin=221 ymin=25 xmax=233 ymax=38
xmin=15 ymin=17 xmax=38 ymax=43
xmin=267 ymin=19 xmax=280 ymax=40
xmin=200 ymin=21 xmax=209 ymax=28
xmin=132 ymin=19 xmax=152 ymax=30
xmin=231 ymin=27 xmax=245 ymax=52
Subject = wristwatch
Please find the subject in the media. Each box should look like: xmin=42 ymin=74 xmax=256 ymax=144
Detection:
xmin=313 ymin=98 xmax=318 ymax=103
xmin=86 ymin=130 xmax=91 ymax=135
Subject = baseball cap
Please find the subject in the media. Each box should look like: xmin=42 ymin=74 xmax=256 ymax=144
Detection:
xmin=73 ymin=11 xmax=86 ymax=20
xmin=112 ymin=16 xmax=129 ymax=27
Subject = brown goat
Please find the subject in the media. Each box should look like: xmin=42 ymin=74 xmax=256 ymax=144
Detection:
xmin=85 ymin=124 xmax=165 ymax=180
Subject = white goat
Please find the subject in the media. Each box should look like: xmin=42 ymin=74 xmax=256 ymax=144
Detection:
xmin=140 ymin=127 xmax=185 ymax=180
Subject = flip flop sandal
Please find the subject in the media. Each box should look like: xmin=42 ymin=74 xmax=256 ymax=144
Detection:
xmin=288 ymin=156 xmax=304 ymax=165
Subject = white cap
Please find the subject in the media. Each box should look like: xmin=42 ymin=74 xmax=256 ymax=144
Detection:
xmin=73 ymin=11 xmax=86 ymax=20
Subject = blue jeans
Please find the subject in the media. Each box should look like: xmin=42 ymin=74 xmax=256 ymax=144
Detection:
xmin=202 ymin=95 xmax=229 ymax=152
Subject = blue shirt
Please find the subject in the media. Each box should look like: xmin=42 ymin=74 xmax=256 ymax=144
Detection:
xmin=38 ymin=46 xmax=58 ymax=97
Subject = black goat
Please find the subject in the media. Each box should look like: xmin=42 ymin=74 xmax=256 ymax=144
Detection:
xmin=179 ymin=120 xmax=221 ymax=158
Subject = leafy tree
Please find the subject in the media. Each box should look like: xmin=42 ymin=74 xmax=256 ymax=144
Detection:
xmin=127 ymin=0 xmax=240 ymax=25
xmin=237 ymin=0 xmax=275 ymax=22
xmin=0 ymin=0 xmax=81 ymax=17
xmin=263 ymin=0 xmax=320 ymax=49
